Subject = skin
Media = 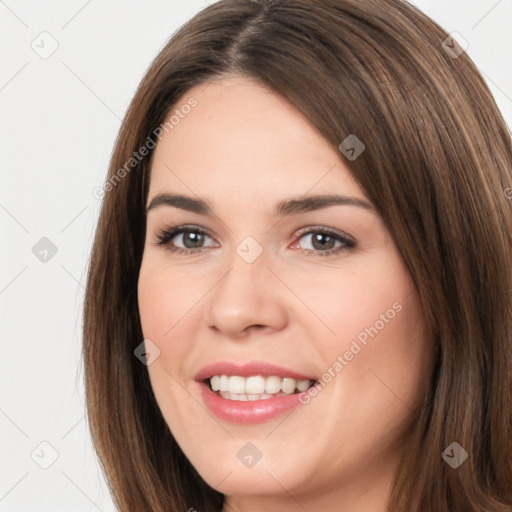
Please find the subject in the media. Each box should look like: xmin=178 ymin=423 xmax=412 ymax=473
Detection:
xmin=137 ymin=75 xmax=430 ymax=512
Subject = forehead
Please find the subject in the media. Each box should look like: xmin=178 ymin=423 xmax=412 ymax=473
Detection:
xmin=148 ymin=76 xmax=365 ymax=203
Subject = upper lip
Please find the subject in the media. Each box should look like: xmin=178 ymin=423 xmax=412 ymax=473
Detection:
xmin=194 ymin=361 xmax=318 ymax=382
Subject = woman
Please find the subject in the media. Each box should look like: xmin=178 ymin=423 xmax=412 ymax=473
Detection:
xmin=82 ymin=0 xmax=512 ymax=511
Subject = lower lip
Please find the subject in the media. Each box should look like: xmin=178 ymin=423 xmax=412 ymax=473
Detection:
xmin=197 ymin=381 xmax=305 ymax=424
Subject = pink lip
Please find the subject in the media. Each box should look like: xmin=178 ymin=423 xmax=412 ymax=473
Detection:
xmin=197 ymin=381 xmax=307 ymax=424
xmin=194 ymin=361 xmax=317 ymax=381
xmin=194 ymin=361 xmax=318 ymax=424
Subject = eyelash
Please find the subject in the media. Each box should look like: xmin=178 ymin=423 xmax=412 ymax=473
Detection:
xmin=152 ymin=224 xmax=356 ymax=257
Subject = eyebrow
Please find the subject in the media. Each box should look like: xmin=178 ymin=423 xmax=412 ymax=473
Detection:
xmin=145 ymin=193 xmax=373 ymax=216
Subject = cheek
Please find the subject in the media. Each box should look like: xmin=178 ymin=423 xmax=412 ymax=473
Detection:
xmin=292 ymin=255 xmax=413 ymax=347
xmin=137 ymin=259 xmax=203 ymax=341
xmin=301 ymin=255 xmax=428 ymax=411
xmin=138 ymin=273 xmax=168 ymax=339
xmin=137 ymin=261 xmax=202 ymax=419
xmin=137 ymin=258 xmax=214 ymax=402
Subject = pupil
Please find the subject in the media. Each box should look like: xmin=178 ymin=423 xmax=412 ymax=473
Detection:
xmin=184 ymin=232 xmax=204 ymax=248
xmin=312 ymin=233 xmax=334 ymax=250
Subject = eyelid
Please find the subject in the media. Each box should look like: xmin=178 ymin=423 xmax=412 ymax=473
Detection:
xmin=293 ymin=225 xmax=355 ymax=244
xmin=152 ymin=223 xmax=356 ymax=256
xmin=152 ymin=224 xmax=216 ymax=249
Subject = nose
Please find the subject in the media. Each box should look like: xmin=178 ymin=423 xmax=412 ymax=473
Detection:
xmin=205 ymin=250 xmax=288 ymax=338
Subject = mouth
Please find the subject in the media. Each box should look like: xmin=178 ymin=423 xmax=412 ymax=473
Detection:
xmin=194 ymin=361 xmax=320 ymax=423
xmin=204 ymin=375 xmax=319 ymax=401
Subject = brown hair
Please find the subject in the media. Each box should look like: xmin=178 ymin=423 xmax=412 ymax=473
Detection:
xmin=82 ymin=0 xmax=512 ymax=510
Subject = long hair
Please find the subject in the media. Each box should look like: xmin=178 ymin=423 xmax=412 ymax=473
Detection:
xmin=82 ymin=1 xmax=512 ymax=510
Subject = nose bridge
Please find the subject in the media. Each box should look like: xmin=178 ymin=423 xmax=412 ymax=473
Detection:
xmin=205 ymin=237 xmax=288 ymax=336
xmin=220 ymin=232 xmax=270 ymax=292
xmin=215 ymin=238 xmax=270 ymax=308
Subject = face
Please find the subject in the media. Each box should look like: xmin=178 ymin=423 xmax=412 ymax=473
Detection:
xmin=137 ymin=76 xmax=429 ymax=510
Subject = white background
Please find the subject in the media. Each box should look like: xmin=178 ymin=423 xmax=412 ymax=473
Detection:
xmin=1 ymin=1 xmax=511 ymax=510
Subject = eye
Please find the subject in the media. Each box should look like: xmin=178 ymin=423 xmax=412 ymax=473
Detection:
xmin=152 ymin=224 xmax=356 ymax=257
xmin=152 ymin=225 xmax=217 ymax=255
xmin=291 ymin=227 xmax=356 ymax=257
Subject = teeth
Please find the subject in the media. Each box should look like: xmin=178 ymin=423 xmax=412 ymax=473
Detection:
xmin=246 ymin=375 xmax=266 ymax=394
xmin=219 ymin=390 xmax=289 ymax=401
xmin=281 ymin=377 xmax=296 ymax=394
xmin=296 ymin=379 xmax=310 ymax=392
xmin=228 ymin=376 xmax=245 ymax=394
xmin=219 ymin=375 xmax=229 ymax=392
xmin=208 ymin=375 xmax=314 ymax=397
xmin=265 ymin=375 xmax=281 ymax=394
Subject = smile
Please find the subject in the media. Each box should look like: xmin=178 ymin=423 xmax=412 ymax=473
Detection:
xmin=194 ymin=361 xmax=320 ymax=424
xmin=208 ymin=375 xmax=316 ymax=401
